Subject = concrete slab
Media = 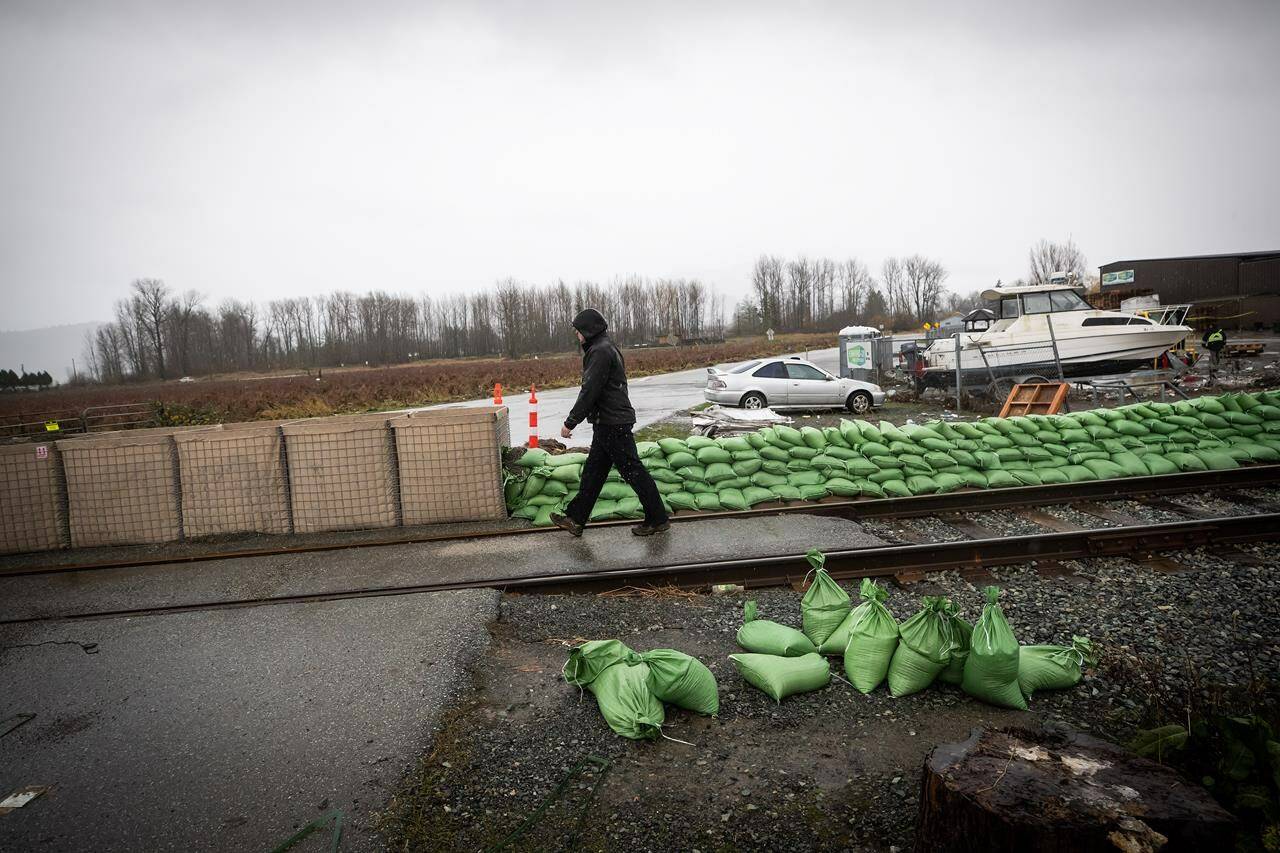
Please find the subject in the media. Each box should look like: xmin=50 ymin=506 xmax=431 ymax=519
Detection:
xmin=0 ymin=590 xmax=498 ymax=852
xmin=0 ymin=515 xmax=881 ymax=622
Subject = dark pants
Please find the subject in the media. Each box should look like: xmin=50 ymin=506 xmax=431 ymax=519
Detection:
xmin=565 ymin=423 xmax=669 ymax=526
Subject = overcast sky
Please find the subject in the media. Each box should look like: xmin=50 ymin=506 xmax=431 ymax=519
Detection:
xmin=2 ymin=0 xmax=1278 ymax=331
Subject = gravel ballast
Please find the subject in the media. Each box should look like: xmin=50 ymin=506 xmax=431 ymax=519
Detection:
xmin=380 ymin=541 xmax=1280 ymax=852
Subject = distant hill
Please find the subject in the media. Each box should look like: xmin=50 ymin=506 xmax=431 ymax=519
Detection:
xmin=0 ymin=322 xmax=105 ymax=382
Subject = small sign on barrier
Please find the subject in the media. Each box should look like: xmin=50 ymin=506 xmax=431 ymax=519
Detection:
xmin=35 ymin=445 xmax=48 ymax=460
xmin=44 ymin=421 xmax=60 ymax=432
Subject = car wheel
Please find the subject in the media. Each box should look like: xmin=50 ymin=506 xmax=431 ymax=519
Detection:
xmin=740 ymin=392 xmax=767 ymax=410
xmin=846 ymin=391 xmax=872 ymax=414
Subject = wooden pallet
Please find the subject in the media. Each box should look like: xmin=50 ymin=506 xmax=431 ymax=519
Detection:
xmin=999 ymin=381 xmax=1069 ymax=417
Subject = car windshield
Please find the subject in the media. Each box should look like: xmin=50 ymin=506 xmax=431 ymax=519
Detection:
xmin=729 ymin=360 xmax=761 ymax=374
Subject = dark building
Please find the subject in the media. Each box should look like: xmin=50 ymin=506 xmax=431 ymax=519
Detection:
xmin=1098 ymin=250 xmax=1280 ymax=331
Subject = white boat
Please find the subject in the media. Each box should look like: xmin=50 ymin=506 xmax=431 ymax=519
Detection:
xmin=920 ymin=283 xmax=1192 ymax=387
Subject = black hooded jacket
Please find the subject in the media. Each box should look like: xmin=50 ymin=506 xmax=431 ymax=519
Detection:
xmin=565 ymin=309 xmax=637 ymax=429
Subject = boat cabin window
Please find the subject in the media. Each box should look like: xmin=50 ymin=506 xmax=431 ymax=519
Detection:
xmin=999 ymin=297 xmax=1020 ymax=319
xmin=1022 ymin=292 xmax=1052 ymax=314
xmin=1050 ymin=290 xmax=1090 ymax=311
xmin=1081 ymin=316 xmax=1154 ymax=327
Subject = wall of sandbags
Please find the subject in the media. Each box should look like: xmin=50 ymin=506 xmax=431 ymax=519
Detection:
xmin=0 ymin=405 xmax=510 ymax=555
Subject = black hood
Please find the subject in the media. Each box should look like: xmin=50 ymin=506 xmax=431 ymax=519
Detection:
xmin=572 ymin=308 xmax=608 ymax=341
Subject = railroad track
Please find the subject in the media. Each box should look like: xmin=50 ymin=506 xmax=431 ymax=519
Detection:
xmin=5 ymin=465 xmax=1280 ymax=578
xmin=3 ymin=467 xmax=1278 ymax=626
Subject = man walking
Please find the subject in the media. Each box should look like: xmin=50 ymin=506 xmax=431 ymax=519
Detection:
xmin=1203 ymin=325 xmax=1227 ymax=381
xmin=550 ymin=309 xmax=670 ymax=537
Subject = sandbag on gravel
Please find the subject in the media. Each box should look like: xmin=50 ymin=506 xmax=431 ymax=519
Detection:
xmin=640 ymin=649 xmax=719 ymax=715
xmin=730 ymin=652 xmax=830 ymax=703
xmin=800 ymin=550 xmax=851 ymax=646
xmin=718 ymin=488 xmax=748 ymax=511
xmin=887 ymin=596 xmax=955 ymax=697
xmin=936 ymin=601 xmax=973 ymax=686
xmin=737 ymin=601 xmax=817 ymax=656
xmin=840 ymin=578 xmax=900 ymax=692
xmin=587 ymin=661 xmax=664 ymax=740
xmin=962 ymin=586 xmax=1026 ymax=710
xmin=564 ymin=639 xmax=640 ymax=686
xmin=1018 ymin=636 xmax=1096 ymax=699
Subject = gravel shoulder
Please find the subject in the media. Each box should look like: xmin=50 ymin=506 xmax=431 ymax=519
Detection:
xmin=380 ymin=543 xmax=1280 ymax=852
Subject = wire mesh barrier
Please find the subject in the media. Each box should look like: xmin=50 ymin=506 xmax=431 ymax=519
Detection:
xmin=175 ymin=423 xmax=293 ymax=538
xmin=282 ymin=415 xmax=401 ymax=534
xmin=0 ymin=441 xmax=68 ymax=554
xmin=2 ymin=408 xmax=512 ymax=554
xmin=393 ymin=407 xmax=509 ymax=524
xmin=57 ymin=428 xmax=209 ymax=548
xmin=973 ymin=340 xmax=1064 ymax=395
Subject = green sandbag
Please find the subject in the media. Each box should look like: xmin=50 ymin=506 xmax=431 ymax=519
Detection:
xmin=980 ymin=434 xmax=1014 ymax=449
xmin=775 ymin=425 xmax=804 ymax=446
xmin=696 ymin=446 xmax=733 ymax=465
xmin=751 ymin=471 xmax=788 ymax=488
xmin=732 ymin=458 xmax=763 ymax=477
xmin=867 ymin=468 xmax=903 ymax=484
xmin=635 ymin=441 xmax=660 ymax=459
xmin=822 ymin=445 xmax=860 ymax=461
xmin=742 ymin=485 xmax=776 ymax=506
xmin=730 ymin=652 xmax=830 ymax=703
xmin=676 ymin=464 xmax=707 ymax=482
xmin=564 ymin=639 xmax=639 ymax=686
xmin=543 ymin=452 xmax=589 ymax=468
xmin=685 ymin=435 xmax=716 ymax=450
xmin=839 ymin=420 xmax=866 ymax=446
xmin=718 ymin=488 xmax=748 ymax=511
xmin=1082 ymin=458 xmax=1125 ymax=480
xmin=1018 ymin=636 xmax=1095 ymax=699
xmin=616 ymin=497 xmax=643 ymax=518
xmin=899 ymin=453 xmax=932 ymax=471
xmin=736 ymin=601 xmax=817 ymax=656
xmin=1221 ymin=411 xmax=1263 ymax=426
xmin=770 ymin=484 xmax=802 ymax=501
xmin=841 ymin=578 xmax=899 ymax=692
xmin=1232 ymin=442 xmax=1280 ymax=462
xmin=644 ymin=453 xmax=672 ymax=469
xmin=789 ymin=446 xmax=821 ymax=460
xmin=985 ymin=470 xmax=1019 ymax=488
xmin=685 ymin=481 xmax=714 ymax=494
xmin=521 ymin=474 xmax=548 ymax=501
xmin=694 ymin=492 xmax=723 ymax=511
xmin=1036 ymin=468 xmax=1069 ymax=485
xmin=955 ymin=469 xmax=989 ymax=488
xmin=787 ymin=459 xmax=814 ymax=472
xmin=906 ymin=474 xmax=939 ymax=495
xmin=599 ymin=481 xmax=636 ymax=501
xmin=655 ymin=481 xmax=680 ymax=496
xmin=532 ymin=505 xmax=557 ymax=526
xmin=1112 ymin=420 xmax=1150 ymax=436
xmin=1110 ymin=451 xmax=1151 ymax=477
xmin=961 ymin=587 xmax=1026 ymax=710
xmin=587 ymin=661 xmax=664 ymax=740
xmin=823 ymin=426 xmax=850 ymax=448
xmin=512 ymin=504 xmax=539 ymax=520
xmin=933 ymin=472 xmax=965 ymax=493
xmin=718 ymin=435 xmax=753 ymax=452
xmin=1060 ymin=464 xmax=1097 ymax=482
xmin=856 ymin=478 xmax=887 ymax=498
xmin=746 ymin=431 xmax=767 ymax=449
xmin=919 ymin=437 xmax=957 ymax=453
xmin=1193 ymin=449 xmax=1239 ymax=470
xmin=924 ymin=450 xmax=957 ymax=469
xmin=590 ymin=500 xmax=620 ymax=521
xmin=650 ymin=467 xmax=685 ymax=484
xmin=869 ymin=454 xmax=903 ymax=470
xmin=640 ymin=648 xmax=719 ymax=715
xmin=759 ymin=445 xmax=790 ymax=463
xmin=761 ymin=460 xmax=789 ymax=475
xmin=936 ymin=602 xmax=973 ymax=686
xmin=540 ymin=479 xmax=570 ymax=497
xmin=800 ymin=550 xmax=851 ymax=646
xmin=810 ymin=454 xmax=848 ymax=473
xmin=860 ymin=441 xmax=891 ymax=457
xmin=516 ymin=448 xmax=549 ymax=467
xmin=887 ymin=596 xmax=954 ymax=697
xmin=705 ymin=462 xmax=737 ymax=483
xmin=799 ymin=483 xmax=830 ymax=500
xmin=667 ymin=450 xmax=697 ymax=469
xmin=880 ymin=479 xmax=911 ymax=498
xmin=1165 ymin=451 xmax=1208 ymax=473
xmin=657 ymin=437 xmax=689 ymax=456
xmin=800 ymin=426 xmax=827 ymax=449
xmin=666 ymin=491 xmax=697 ymax=510
xmin=845 ymin=457 xmax=879 ymax=477
xmin=787 ymin=470 xmax=824 ymax=486
xmin=825 ymin=477 xmax=861 ymax=497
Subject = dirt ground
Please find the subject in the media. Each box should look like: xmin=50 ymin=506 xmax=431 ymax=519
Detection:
xmin=377 ymin=542 xmax=1280 ymax=852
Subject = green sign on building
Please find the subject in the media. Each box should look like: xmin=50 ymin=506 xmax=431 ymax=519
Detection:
xmin=1102 ymin=269 xmax=1135 ymax=286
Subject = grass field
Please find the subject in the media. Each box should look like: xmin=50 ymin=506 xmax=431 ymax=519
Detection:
xmin=0 ymin=333 xmax=836 ymax=426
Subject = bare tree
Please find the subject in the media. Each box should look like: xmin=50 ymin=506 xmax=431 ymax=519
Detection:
xmin=881 ymin=257 xmax=906 ymax=320
xmin=1028 ymin=238 xmax=1087 ymax=285
xmin=903 ymin=255 xmax=948 ymax=323
xmin=131 ymin=278 xmax=170 ymax=379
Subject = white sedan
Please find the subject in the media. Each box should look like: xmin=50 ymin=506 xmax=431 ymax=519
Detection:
xmin=703 ymin=356 xmax=886 ymax=414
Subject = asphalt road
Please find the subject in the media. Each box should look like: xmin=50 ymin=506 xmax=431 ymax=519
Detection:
xmin=0 ymin=591 xmax=498 ymax=852
xmin=418 ymin=345 xmax=839 ymax=444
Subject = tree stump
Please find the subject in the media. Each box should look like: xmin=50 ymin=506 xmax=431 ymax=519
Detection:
xmin=915 ymin=726 xmax=1234 ymax=852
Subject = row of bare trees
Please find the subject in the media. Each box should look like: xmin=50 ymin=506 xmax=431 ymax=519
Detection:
xmin=736 ymin=254 xmax=961 ymax=333
xmin=83 ymin=278 xmax=729 ymax=383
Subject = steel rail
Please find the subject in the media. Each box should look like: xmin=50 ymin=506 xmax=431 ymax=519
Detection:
xmin=5 ymin=511 xmax=1276 ymax=626
xmin=4 ymin=465 xmax=1278 ymax=579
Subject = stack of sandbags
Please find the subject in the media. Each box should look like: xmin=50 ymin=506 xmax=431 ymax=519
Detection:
xmin=503 ymin=391 xmax=1280 ymax=523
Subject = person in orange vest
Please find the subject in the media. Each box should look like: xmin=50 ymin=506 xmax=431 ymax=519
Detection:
xmin=551 ymin=309 xmax=670 ymax=537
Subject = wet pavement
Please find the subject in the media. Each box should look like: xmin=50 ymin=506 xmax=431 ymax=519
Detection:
xmin=0 ymin=589 xmax=498 ymax=852
xmin=415 ymin=346 xmax=839 ymax=444
xmin=1 ymin=514 xmax=878 ymax=622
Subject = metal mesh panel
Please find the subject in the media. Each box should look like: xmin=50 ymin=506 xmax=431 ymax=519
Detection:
xmin=0 ymin=441 xmax=68 ymax=554
xmin=175 ymin=423 xmax=292 ymax=538
xmin=393 ymin=406 xmax=508 ymax=524
xmin=282 ymin=415 xmax=400 ymax=533
xmin=58 ymin=429 xmax=206 ymax=547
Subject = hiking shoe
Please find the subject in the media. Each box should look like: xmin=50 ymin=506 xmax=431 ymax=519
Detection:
xmin=632 ymin=521 xmax=671 ymax=537
xmin=550 ymin=513 xmax=583 ymax=537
